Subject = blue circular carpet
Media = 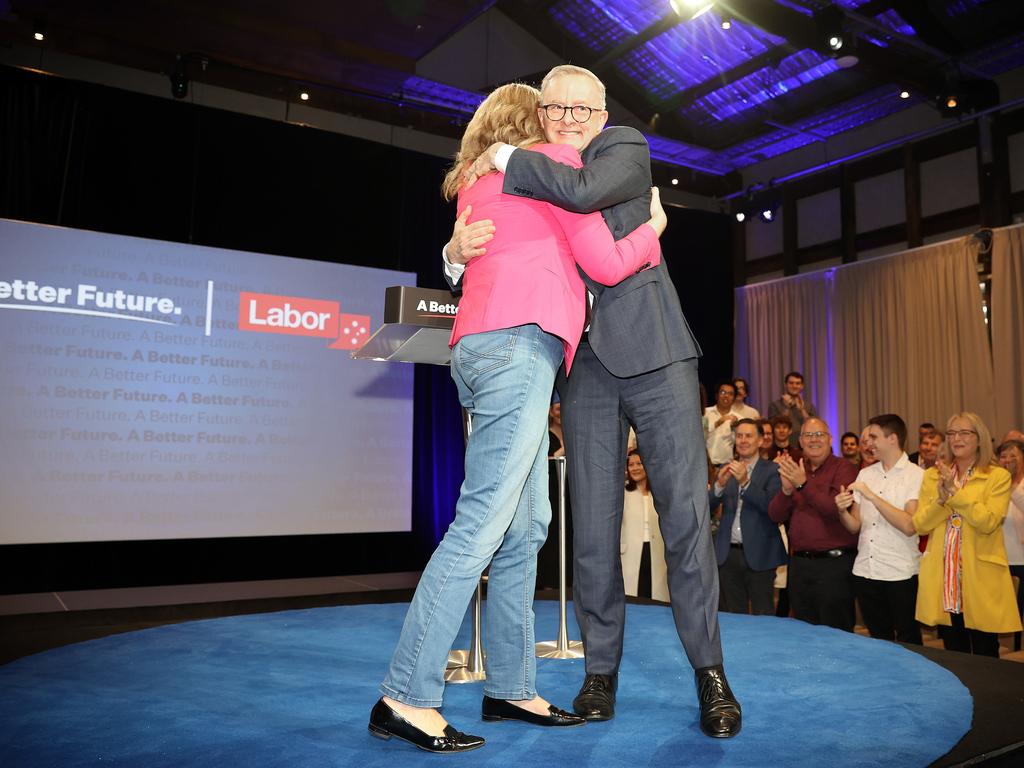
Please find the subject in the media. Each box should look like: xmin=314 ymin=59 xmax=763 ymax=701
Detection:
xmin=0 ymin=602 xmax=970 ymax=767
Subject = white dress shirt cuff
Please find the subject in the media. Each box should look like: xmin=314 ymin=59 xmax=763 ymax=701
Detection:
xmin=494 ymin=144 xmax=516 ymax=173
xmin=442 ymin=245 xmax=465 ymax=284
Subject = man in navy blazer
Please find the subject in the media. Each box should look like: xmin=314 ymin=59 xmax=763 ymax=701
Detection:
xmin=710 ymin=419 xmax=787 ymax=615
xmin=445 ymin=65 xmax=739 ymax=739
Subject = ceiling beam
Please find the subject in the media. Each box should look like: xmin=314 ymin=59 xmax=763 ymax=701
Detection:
xmin=654 ymin=46 xmax=790 ymax=115
xmin=889 ymin=1 xmax=963 ymax=56
xmin=588 ymin=13 xmax=680 ymax=75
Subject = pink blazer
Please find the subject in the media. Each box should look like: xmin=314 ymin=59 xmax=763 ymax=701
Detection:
xmin=449 ymin=142 xmax=661 ymax=372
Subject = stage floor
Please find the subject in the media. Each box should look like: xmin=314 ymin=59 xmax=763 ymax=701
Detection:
xmin=3 ymin=596 xmax=1015 ymax=767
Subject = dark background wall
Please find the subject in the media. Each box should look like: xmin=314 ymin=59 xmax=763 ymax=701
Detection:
xmin=0 ymin=64 xmax=733 ymax=592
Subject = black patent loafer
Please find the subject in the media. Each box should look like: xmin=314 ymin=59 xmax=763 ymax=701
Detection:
xmin=481 ymin=695 xmax=586 ymax=727
xmin=368 ymin=698 xmax=485 ymax=753
xmin=695 ymin=665 xmax=742 ymax=738
xmin=572 ymin=673 xmax=617 ymax=721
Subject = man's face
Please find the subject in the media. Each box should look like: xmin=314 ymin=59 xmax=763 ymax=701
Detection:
xmin=773 ymin=422 xmax=791 ymax=445
xmin=999 ymin=446 xmax=1023 ymax=479
xmin=799 ymin=419 xmax=831 ymax=462
xmin=539 ymin=74 xmax=608 ymax=152
xmin=716 ymin=384 xmax=735 ymax=410
xmin=860 ymin=427 xmax=877 ymax=465
xmin=865 ymin=424 xmax=898 ymax=461
xmin=734 ymin=423 xmax=759 ymax=460
xmin=760 ymin=424 xmax=773 ymax=450
xmin=919 ymin=433 xmax=941 ymax=462
xmin=785 ymin=376 xmax=804 ymax=397
xmin=918 ymin=425 xmax=931 ymax=445
xmin=733 ymin=380 xmax=747 ymax=402
xmin=840 ymin=436 xmax=859 ymax=459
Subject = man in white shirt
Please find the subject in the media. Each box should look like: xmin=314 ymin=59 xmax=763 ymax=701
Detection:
xmin=731 ymin=378 xmax=759 ymax=421
xmin=835 ymin=414 xmax=925 ymax=644
xmin=704 ymin=381 xmax=740 ymax=466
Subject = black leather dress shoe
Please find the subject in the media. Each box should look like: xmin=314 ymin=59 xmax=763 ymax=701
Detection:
xmin=572 ymin=674 xmax=617 ymax=721
xmin=368 ymin=698 xmax=485 ymax=753
xmin=481 ymin=695 xmax=586 ymax=727
xmin=695 ymin=665 xmax=742 ymax=738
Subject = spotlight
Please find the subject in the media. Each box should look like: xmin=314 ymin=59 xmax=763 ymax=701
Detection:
xmin=815 ymin=7 xmax=848 ymax=56
xmin=720 ymin=14 xmax=732 ymax=30
xmin=671 ymin=178 xmax=679 ymax=186
xmin=752 ymin=184 xmax=781 ymax=224
xmin=735 ymin=212 xmax=745 ymax=223
xmin=299 ymin=92 xmax=310 ymax=101
xmin=935 ymin=78 xmax=999 ymax=117
xmin=169 ymin=55 xmax=188 ymax=99
xmin=899 ymin=89 xmax=910 ymax=99
xmin=670 ymin=1 xmax=715 ymax=21
xmin=33 ymin=20 xmax=45 ymax=41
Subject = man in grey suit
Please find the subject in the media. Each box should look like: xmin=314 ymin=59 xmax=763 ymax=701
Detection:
xmin=446 ymin=65 xmax=740 ymax=738
xmin=710 ymin=419 xmax=787 ymax=615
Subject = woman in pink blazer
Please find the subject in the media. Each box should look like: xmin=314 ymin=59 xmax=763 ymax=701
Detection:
xmin=371 ymin=83 xmax=666 ymax=753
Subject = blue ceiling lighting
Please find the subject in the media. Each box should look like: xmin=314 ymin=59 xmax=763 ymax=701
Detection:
xmin=947 ymin=0 xmax=996 ymax=18
xmin=614 ymin=12 xmax=785 ymax=100
xmin=398 ymin=76 xmax=484 ymax=116
xmin=771 ymin=0 xmax=814 ymax=15
xmin=684 ymin=49 xmax=841 ymax=124
xmin=547 ymin=0 xmax=667 ymax=54
xmin=643 ymin=132 xmax=732 ymax=175
xmin=719 ymin=84 xmax=920 ymax=168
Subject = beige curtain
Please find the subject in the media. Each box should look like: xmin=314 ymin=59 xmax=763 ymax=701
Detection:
xmin=992 ymin=225 xmax=1024 ymax=438
xmin=735 ymin=237 xmax=995 ymax=442
xmin=733 ymin=270 xmax=832 ymax=424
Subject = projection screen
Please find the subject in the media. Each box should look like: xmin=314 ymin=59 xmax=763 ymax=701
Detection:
xmin=0 ymin=218 xmax=414 ymax=544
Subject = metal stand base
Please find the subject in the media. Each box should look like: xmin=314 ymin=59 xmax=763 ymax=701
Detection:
xmin=445 ymin=578 xmax=486 ymax=682
xmin=535 ymin=639 xmax=585 ymax=659
xmin=535 ymin=455 xmax=585 ymax=660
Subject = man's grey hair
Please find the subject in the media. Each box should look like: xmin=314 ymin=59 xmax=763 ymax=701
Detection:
xmin=540 ymin=65 xmax=606 ymax=108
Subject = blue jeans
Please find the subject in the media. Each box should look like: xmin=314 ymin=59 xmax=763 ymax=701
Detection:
xmin=381 ymin=324 xmax=562 ymax=706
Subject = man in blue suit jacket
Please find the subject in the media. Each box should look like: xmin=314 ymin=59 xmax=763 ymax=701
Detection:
xmin=710 ymin=419 xmax=787 ymax=615
xmin=446 ymin=65 xmax=739 ymax=739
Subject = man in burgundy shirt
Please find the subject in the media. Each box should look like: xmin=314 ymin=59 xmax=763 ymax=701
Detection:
xmin=768 ymin=418 xmax=859 ymax=631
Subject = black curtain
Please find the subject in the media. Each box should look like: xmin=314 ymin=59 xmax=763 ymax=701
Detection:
xmin=0 ymin=64 xmax=732 ymax=592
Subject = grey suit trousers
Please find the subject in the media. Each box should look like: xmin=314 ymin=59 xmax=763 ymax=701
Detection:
xmin=559 ymin=343 xmax=723 ymax=675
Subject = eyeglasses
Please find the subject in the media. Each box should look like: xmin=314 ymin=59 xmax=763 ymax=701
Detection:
xmin=947 ymin=429 xmax=978 ymax=439
xmin=541 ymin=103 xmax=601 ymax=122
xmin=800 ymin=431 xmax=829 ymax=439
xmin=718 ymin=389 xmax=735 ymax=396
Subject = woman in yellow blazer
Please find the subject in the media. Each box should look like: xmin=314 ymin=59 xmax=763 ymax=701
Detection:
xmin=913 ymin=412 xmax=1022 ymax=656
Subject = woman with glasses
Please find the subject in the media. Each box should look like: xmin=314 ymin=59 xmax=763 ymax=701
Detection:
xmin=369 ymin=82 xmax=666 ymax=753
xmin=912 ymin=412 xmax=1021 ymax=656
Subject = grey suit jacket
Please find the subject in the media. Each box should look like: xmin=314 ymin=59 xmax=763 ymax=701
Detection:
xmin=502 ymin=126 xmax=701 ymax=378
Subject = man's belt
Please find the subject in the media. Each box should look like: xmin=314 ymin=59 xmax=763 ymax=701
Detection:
xmin=793 ymin=548 xmax=855 ymax=559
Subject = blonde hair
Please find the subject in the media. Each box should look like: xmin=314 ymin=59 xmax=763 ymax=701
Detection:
xmin=945 ymin=411 xmax=995 ymax=468
xmin=441 ymin=83 xmax=543 ymax=201
xmin=541 ymin=65 xmax=606 ymax=108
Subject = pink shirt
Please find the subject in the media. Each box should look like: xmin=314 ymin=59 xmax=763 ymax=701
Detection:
xmin=449 ymin=142 xmax=660 ymax=372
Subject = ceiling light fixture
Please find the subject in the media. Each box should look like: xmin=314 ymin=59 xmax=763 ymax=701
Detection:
xmin=815 ymin=7 xmax=848 ymax=56
xmin=670 ymin=1 xmax=715 ymax=21
xmin=899 ymin=89 xmax=910 ymax=99
xmin=170 ymin=55 xmax=189 ymax=100
xmin=33 ymin=20 xmax=45 ymax=41
xmin=300 ymin=92 xmax=310 ymax=101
